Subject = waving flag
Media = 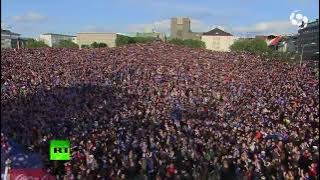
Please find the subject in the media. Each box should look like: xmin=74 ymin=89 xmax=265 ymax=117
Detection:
xmin=1 ymin=134 xmax=55 ymax=179
xmin=6 ymin=139 xmax=43 ymax=169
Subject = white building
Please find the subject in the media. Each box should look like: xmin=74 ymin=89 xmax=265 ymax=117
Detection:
xmin=39 ymin=33 xmax=77 ymax=47
xmin=201 ymin=28 xmax=235 ymax=52
xmin=76 ymin=32 xmax=118 ymax=48
xmin=1 ymin=29 xmax=23 ymax=48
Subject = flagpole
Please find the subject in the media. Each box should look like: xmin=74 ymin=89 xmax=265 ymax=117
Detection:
xmin=4 ymin=159 xmax=11 ymax=180
xmin=4 ymin=166 xmax=8 ymax=180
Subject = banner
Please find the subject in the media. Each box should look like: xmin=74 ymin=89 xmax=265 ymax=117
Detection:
xmin=9 ymin=169 xmax=56 ymax=180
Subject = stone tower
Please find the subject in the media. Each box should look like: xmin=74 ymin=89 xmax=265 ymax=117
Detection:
xmin=170 ymin=17 xmax=192 ymax=39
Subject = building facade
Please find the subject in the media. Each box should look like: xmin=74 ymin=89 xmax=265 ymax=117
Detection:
xmin=297 ymin=19 xmax=319 ymax=60
xmin=277 ymin=36 xmax=298 ymax=53
xmin=39 ymin=33 xmax=77 ymax=47
xmin=170 ymin=17 xmax=202 ymax=40
xmin=1 ymin=29 xmax=25 ymax=48
xmin=76 ymin=32 xmax=118 ymax=48
xmin=201 ymin=28 xmax=235 ymax=52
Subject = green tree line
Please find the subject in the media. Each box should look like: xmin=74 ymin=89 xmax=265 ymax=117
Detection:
xmin=80 ymin=42 xmax=108 ymax=48
xmin=230 ymin=38 xmax=299 ymax=63
xmin=54 ymin=40 xmax=79 ymax=48
xmin=116 ymin=35 xmax=156 ymax=46
xmin=25 ymin=39 xmax=49 ymax=48
xmin=116 ymin=35 xmax=206 ymax=49
xmin=168 ymin=38 xmax=206 ymax=49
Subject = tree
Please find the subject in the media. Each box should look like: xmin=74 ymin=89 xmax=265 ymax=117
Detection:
xmin=116 ymin=35 xmax=131 ymax=46
xmin=168 ymin=38 xmax=206 ymax=49
xmin=230 ymin=38 xmax=299 ymax=62
xmin=81 ymin=44 xmax=90 ymax=48
xmin=90 ymin=42 xmax=108 ymax=48
xmin=25 ymin=39 xmax=49 ymax=48
xmin=98 ymin=43 xmax=107 ymax=48
xmin=91 ymin=42 xmax=99 ymax=48
xmin=116 ymin=35 xmax=156 ymax=46
xmin=56 ymin=40 xmax=79 ymax=48
xmin=183 ymin=39 xmax=206 ymax=48
xmin=230 ymin=38 xmax=268 ymax=54
xmin=131 ymin=37 xmax=155 ymax=43
xmin=168 ymin=38 xmax=184 ymax=46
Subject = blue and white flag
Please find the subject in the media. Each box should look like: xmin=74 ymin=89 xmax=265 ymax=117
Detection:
xmin=1 ymin=135 xmax=44 ymax=169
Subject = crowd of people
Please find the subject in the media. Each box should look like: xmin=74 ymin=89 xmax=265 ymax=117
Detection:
xmin=1 ymin=42 xmax=319 ymax=179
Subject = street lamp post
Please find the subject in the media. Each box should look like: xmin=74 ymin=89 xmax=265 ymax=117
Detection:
xmin=300 ymin=42 xmax=316 ymax=66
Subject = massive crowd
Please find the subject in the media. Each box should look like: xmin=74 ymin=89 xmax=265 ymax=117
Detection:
xmin=1 ymin=42 xmax=319 ymax=179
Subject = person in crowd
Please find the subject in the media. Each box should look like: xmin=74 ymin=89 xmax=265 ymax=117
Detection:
xmin=1 ymin=42 xmax=319 ymax=179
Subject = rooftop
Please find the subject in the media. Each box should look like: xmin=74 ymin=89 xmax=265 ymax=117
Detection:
xmin=172 ymin=17 xmax=190 ymax=20
xmin=1 ymin=29 xmax=20 ymax=36
xmin=42 ymin=33 xmax=75 ymax=37
xmin=77 ymin=32 xmax=117 ymax=34
xmin=308 ymin=19 xmax=319 ymax=24
xmin=202 ymin=28 xmax=233 ymax=36
xmin=268 ymin=36 xmax=283 ymax=46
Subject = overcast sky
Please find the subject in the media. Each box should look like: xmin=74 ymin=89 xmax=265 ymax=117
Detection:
xmin=1 ymin=0 xmax=319 ymax=38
